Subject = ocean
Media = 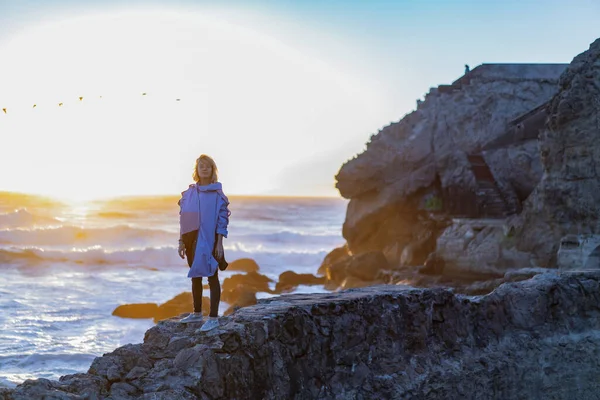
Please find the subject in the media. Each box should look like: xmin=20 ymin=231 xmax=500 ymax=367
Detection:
xmin=0 ymin=191 xmax=347 ymax=388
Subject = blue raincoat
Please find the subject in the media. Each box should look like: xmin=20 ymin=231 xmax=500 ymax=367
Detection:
xmin=178 ymin=182 xmax=230 ymax=278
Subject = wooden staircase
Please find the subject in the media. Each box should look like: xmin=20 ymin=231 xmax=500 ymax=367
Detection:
xmin=467 ymin=154 xmax=512 ymax=218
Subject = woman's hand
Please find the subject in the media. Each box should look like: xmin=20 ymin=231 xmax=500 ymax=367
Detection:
xmin=214 ymin=238 xmax=224 ymax=260
xmin=178 ymin=242 xmax=186 ymax=259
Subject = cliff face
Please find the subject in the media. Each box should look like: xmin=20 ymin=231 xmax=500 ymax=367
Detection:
xmin=3 ymin=272 xmax=600 ymax=399
xmin=336 ymin=64 xmax=565 ymax=266
xmin=514 ymin=39 xmax=600 ymax=265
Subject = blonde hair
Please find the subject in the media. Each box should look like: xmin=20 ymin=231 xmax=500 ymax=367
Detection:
xmin=193 ymin=154 xmax=219 ymax=183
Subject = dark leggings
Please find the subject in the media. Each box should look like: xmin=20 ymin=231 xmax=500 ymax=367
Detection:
xmin=182 ymin=230 xmax=221 ymax=317
xmin=192 ymin=271 xmax=220 ymax=317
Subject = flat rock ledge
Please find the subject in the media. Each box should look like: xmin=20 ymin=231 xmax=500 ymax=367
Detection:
xmin=3 ymin=272 xmax=600 ymax=399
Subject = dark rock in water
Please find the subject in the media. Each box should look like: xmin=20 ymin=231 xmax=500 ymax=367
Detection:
xmin=227 ymin=258 xmax=260 ymax=272
xmin=220 ymin=272 xmax=274 ymax=316
xmin=6 ymin=272 xmax=600 ymax=399
xmin=222 ymin=271 xmax=273 ymax=294
xmin=221 ymin=284 xmax=258 ymax=306
xmin=275 ymin=271 xmax=326 ymax=293
xmin=155 ymin=292 xmax=192 ymax=322
xmin=224 ymin=290 xmax=257 ymax=316
xmin=317 ymin=244 xmax=350 ymax=275
xmin=154 ymin=292 xmax=210 ymax=322
xmin=112 ymin=303 xmax=159 ymax=319
xmin=112 ymin=293 xmax=213 ymax=323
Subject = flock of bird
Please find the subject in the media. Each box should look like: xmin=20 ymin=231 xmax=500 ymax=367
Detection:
xmin=1 ymin=93 xmax=183 ymax=114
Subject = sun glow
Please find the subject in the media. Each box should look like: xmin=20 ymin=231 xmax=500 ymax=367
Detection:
xmin=0 ymin=9 xmax=384 ymax=201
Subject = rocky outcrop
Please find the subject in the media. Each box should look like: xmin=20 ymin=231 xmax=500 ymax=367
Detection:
xmin=112 ymin=270 xmax=276 ymax=322
xmin=335 ymin=64 xmax=567 ymax=268
xmin=514 ymin=39 xmax=600 ymax=266
xmin=227 ymin=258 xmax=260 ymax=273
xmin=434 ymin=218 xmax=534 ymax=279
xmin=4 ymin=272 xmax=600 ymax=399
xmin=275 ymin=271 xmax=326 ymax=293
xmin=112 ymin=293 xmax=210 ymax=323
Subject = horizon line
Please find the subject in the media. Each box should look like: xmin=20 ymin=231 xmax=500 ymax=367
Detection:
xmin=0 ymin=190 xmax=346 ymax=202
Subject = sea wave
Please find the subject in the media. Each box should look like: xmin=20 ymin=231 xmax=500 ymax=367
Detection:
xmin=0 ymin=352 xmax=97 ymax=388
xmin=0 ymin=352 xmax=97 ymax=367
xmin=0 ymin=246 xmax=327 ymax=271
xmin=94 ymin=211 xmax=138 ymax=219
xmin=231 ymin=230 xmax=343 ymax=248
xmin=0 ymin=224 xmax=343 ymax=253
xmin=0 ymin=225 xmax=177 ymax=247
xmin=0 ymin=209 xmax=60 ymax=229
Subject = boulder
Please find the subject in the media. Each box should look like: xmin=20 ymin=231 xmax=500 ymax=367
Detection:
xmin=221 ymin=271 xmax=273 ymax=294
xmin=222 ymin=284 xmax=255 ymax=305
xmin=224 ymin=290 xmax=257 ymax=316
xmin=112 ymin=303 xmax=158 ymax=319
xmin=275 ymin=271 xmax=326 ymax=293
xmin=154 ymin=292 xmax=210 ymax=322
xmin=227 ymin=258 xmax=260 ymax=273
xmin=111 ymin=293 xmax=215 ymax=323
xmin=345 ymin=251 xmax=390 ymax=281
xmin=221 ymin=272 xmax=273 ymax=314
xmin=317 ymin=244 xmax=350 ymax=276
xmin=326 ymin=251 xmax=391 ymax=288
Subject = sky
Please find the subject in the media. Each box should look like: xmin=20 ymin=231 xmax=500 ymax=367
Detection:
xmin=0 ymin=0 xmax=598 ymax=201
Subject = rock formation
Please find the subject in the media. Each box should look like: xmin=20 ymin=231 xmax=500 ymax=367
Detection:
xmin=274 ymin=271 xmax=326 ymax=293
xmin=335 ymin=63 xmax=567 ymax=270
xmin=4 ymin=272 xmax=600 ymax=399
xmin=514 ymin=38 xmax=600 ymax=266
xmin=330 ymin=43 xmax=600 ymax=288
xmin=227 ymin=258 xmax=260 ymax=273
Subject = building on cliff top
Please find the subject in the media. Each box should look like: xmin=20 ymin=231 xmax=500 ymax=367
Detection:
xmin=436 ymin=63 xmax=567 ymax=94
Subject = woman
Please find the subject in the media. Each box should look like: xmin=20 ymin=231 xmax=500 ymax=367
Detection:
xmin=177 ymin=154 xmax=230 ymax=331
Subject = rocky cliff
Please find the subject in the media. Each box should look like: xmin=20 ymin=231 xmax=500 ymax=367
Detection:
xmin=3 ymin=272 xmax=600 ymax=399
xmin=514 ymin=38 xmax=600 ymax=266
xmin=335 ymin=63 xmax=566 ymax=271
xmin=332 ymin=41 xmax=600 ymax=286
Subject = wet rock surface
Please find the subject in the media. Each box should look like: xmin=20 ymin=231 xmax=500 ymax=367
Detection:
xmin=5 ymin=272 xmax=600 ymax=399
